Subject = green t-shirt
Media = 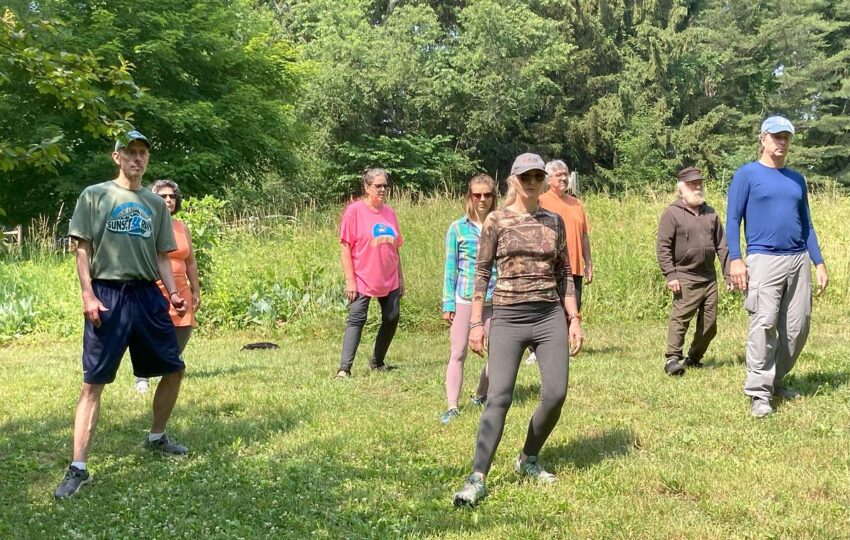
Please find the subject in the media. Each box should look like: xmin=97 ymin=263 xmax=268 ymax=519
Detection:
xmin=68 ymin=180 xmax=176 ymax=281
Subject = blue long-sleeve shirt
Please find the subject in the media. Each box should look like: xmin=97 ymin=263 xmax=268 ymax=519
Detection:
xmin=726 ymin=162 xmax=823 ymax=264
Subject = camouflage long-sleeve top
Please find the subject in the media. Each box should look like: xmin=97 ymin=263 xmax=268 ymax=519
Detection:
xmin=473 ymin=208 xmax=574 ymax=306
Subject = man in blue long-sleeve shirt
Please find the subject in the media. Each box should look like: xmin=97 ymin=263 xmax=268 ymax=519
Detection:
xmin=726 ymin=116 xmax=829 ymax=418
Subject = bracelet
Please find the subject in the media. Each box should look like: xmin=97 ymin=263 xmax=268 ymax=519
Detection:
xmin=468 ymin=321 xmax=484 ymax=329
xmin=169 ymin=291 xmax=179 ymax=298
xmin=568 ymin=313 xmax=581 ymax=321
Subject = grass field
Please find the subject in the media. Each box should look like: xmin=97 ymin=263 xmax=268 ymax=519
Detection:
xmin=1 ymin=314 xmax=848 ymax=538
xmin=1 ymin=193 xmax=849 ymax=537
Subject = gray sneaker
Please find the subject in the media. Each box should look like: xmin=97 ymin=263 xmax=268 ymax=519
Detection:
xmin=54 ymin=466 xmax=92 ymax=499
xmin=750 ymin=398 xmax=774 ymax=418
xmin=514 ymin=454 xmax=556 ymax=484
xmin=664 ymin=359 xmax=686 ymax=376
xmin=145 ymin=434 xmax=188 ymax=456
xmin=470 ymin=394 xmax=487 ymax=407
xmin=452 ymin=472 xmax=486 ymax=507
xmin=775 ymin=386 xmax=801 ymax=400
xmin=440 ymin=408 xmax=460 ymax=425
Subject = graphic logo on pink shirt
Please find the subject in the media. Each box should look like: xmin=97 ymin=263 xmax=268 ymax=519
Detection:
xmin=371 ymin=223 xmax=398 ymax=246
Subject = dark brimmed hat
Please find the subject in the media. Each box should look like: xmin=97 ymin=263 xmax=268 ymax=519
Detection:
xmin=677 ymin=166 xmax=704 ymax=183
xmin=115 ymin=130 xmax=151 ymax=151
xmin=511 ymin=153 xmax=546 ymax=176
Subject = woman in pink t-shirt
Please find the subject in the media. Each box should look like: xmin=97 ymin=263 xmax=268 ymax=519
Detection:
xmin=335 ymin=168 xmax=404 ymax=378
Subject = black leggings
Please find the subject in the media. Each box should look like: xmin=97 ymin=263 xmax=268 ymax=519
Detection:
xmin=338 ymin=288 xmax=401 ymax=372
xmin=473 ymin=301 xmax=568 ymax=474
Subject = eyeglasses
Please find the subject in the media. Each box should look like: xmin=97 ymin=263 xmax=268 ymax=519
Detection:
xmin=519 ymin=172 xmax=546 ymax=183
xmin=159 ymin=193 xmax=177 ymax=199
xmin=369 ymin=183 xmax=389 ymax=190
xmin=471 ymin=193 xmax=494 ymax=200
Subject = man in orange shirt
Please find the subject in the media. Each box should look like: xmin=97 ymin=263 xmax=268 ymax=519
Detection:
xmin=538 ymin=160 xmax=593 ymax=311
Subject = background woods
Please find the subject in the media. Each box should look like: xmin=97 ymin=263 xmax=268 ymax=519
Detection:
xmin=2 ymin=0 xmax=849 ymax=220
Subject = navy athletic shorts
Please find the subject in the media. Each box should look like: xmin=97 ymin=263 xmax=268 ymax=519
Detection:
xmin=82 ymin=280 xmax=185 ymax=384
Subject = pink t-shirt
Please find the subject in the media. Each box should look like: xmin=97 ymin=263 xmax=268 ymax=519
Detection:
xmin=339 ymin=200 xmax=403 ymax=297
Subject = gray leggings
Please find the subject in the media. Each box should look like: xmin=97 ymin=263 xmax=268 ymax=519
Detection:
xmin=473 ymin=301 xmax=568 ymax=474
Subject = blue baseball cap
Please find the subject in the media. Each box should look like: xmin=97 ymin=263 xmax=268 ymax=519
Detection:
xmin=760 ymin=116 xmax=795 ymax=136
xmin=114 ymin=130 xmax=151 ymax=151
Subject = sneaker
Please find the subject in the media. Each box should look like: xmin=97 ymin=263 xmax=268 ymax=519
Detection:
xmin=683 ymin=357 xmax=704 ymax=368
xmin=370 ymin=364 xmax=397 ymax=372
xmin=334 ymin=370 xmax=350 ymax=379
xmin=525 ymin=351 xmax=538 ymax=365
xmin=775 ymin=386 xmax=801 ymax=400
xmin=470 ymin=394 xmax=487 ymax=407
xmin=134 ymin=378 xmax=150 ymax=393
xmin=440 ymin=408 xmax=461 ymax=425
xmin=514 ymin=454 xmax=557 ymax=484
xmin=145 ymin=434 xmax=188 ymax=456
xmin=750 ymin=397 xmax=774 ymax=418
xmin=54 ymin=466 xmax=91 ymax=499
xmin=664 ymin=359 xmax=686 ymax=376
xmin=452 ymin=472 xmax=486 ymax=507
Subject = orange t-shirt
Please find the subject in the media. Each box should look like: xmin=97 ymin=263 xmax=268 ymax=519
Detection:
xmin=156 ymin=220 xmax=195 ymax=327
xmin=538 ymin=190 xmax=590 ymax=276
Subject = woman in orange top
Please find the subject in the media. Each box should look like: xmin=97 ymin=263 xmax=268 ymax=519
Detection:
xmin=134 ymin=179 xmax=201 ymax=393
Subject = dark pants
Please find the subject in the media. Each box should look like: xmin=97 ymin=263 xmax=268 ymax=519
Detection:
xmin=573 ymin=275 xmax=584 ymax=312
xmin=473 ymin=302 xmax=568 ymax=474
xmin=665 ymin=279 xmax=717 ymax=363
xmin=339 ymin=288 xmax=401 ymax=372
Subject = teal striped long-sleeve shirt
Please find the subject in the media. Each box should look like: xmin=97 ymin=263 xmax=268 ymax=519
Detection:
xmin=442 ymin=216 xmax=497 ymax=312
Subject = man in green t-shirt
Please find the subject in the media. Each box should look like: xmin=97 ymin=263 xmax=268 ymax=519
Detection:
xmin=54 ymin=130 xmax=190 ymax=499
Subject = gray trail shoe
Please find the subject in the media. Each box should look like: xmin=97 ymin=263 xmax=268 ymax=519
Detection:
xmin=750 ymin=398 xmax=774 ymax=418
xmin=145 ymin=434 xmax=188 ymax=456
xmin=440 ymin=408 xmax=460 ymax=425
xmin=54 ymin=466 xmax=92 ymax=499
xmin=664 ymin=359 xmax=686 ymax=376
xmin=452 ymin=472 xmax=486 ymax=507
xmin=515 ymin=454 xmax=557 ymax=484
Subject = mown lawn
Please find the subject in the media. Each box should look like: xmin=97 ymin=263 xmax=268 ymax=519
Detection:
xmin=2 ymin=310 xmax=848 ymax=538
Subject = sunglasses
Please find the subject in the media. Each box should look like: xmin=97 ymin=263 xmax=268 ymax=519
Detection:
xmin=519 ymin=172 xmax=546 ymax=183
xmin=159 ymin=193 xmax=177 ymax=199
xmin=471 ymin=192 xmax=494 ymax=200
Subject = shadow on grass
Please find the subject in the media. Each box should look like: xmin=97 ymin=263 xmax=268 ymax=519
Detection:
xmin=785 ymin=369 xmax=850 ymax=397
xmin=544 ymin=426 xmax=637 ymax=470
xmin=187 ymin=364 xmax=266 ymax=380
xmin=512 ymin=382 xmax=540 ymax=404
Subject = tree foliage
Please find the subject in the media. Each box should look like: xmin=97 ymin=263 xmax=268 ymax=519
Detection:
xmin=0 ymin=0 xmax=301 ymax=223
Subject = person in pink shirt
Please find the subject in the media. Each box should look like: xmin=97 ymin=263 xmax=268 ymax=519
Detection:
xmin=335 ymin=168 xmax=404 ymax=378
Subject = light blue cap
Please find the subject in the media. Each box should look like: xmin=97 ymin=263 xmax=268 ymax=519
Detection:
xmin=760 ymin=116 xmax=795 ymax=135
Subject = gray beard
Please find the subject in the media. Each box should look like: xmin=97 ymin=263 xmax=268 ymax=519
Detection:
xmin=683 ymin=191 xmax=705 ymax=207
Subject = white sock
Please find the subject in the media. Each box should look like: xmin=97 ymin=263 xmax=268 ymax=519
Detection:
xmin=148 ymin=432 xmax=164 ymax=442
xmin=71 ymin=461 xmax=86 ymax=471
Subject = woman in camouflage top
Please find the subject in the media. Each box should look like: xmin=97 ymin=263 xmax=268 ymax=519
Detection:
xmin=452 ymin=153 xmax=584 ymax=507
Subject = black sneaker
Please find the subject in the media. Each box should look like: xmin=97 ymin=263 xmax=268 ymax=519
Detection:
xmin=664 ymin=359 xmax=685 ymax=376
xmin=54 ymin=466 xmax=91 ymax=499
xmin=145 ymin=434 xmax=188 ymax=456
xmin=683 ymin=357 xmax=704 ymax=368
xmin=370 ymin=364 xmax=397 ymax=372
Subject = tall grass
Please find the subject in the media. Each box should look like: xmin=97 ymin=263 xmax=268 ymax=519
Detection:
xmin=1 ymin=192 xmax=848 ymax=342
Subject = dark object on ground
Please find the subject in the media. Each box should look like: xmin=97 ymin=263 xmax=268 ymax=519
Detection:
xmin=241 ymin=342 xmax=280 ymax=350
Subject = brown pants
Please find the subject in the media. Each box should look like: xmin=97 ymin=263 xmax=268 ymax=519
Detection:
xmin=665 ymin=279 xmax=717 ymax=362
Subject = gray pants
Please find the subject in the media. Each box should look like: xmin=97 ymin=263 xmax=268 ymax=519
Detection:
xmin=472 ymin=301 xmax=568 ymax=474
xmin=743 ymin=253 xmax=812 ymax=400
xmin=339 ymin=288 xmax=401 ymax=372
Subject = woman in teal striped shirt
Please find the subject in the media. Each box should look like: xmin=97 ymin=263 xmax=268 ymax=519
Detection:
xmin=440 ymin=174 xmax=498 ymax=424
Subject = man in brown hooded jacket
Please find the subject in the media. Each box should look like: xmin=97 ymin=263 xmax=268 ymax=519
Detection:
xmin=656 ymin=166 xmax=730 ymax=376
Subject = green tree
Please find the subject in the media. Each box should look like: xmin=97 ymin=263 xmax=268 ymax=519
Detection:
xmin=0 ymin=0 xmax=302 ymax=223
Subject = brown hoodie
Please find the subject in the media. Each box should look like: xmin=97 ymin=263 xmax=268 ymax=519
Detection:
xmin=656 ymin=200 xmax=730 ymax=283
